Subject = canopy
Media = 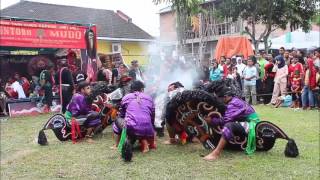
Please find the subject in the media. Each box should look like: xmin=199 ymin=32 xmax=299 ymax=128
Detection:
xmin=214 ymin=36 xmax=254 ymax=61
xmin=259 ymin=29 xmax=320 ymax=50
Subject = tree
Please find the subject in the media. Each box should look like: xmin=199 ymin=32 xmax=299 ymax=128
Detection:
xmin=153 ymin=0 xmax=204 ymax=54
xmin=215 ymin=0 xmax=318 ymax=53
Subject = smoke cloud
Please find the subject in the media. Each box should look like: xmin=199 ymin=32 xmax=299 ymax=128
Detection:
xmin=142 ymin=42 xmax=200 ymax=128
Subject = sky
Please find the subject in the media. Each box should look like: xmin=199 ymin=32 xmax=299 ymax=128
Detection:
xmin=0 ymin=0 xmax=169 ymax=37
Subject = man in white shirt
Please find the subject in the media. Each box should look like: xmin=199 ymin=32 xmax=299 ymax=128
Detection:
xmin=243 ymin=58 xmax=258 ymax=105
xmin=11 ymin=80 xmax=26 ymax=99
xmin=129 ymin=60 xmax=144 ymax=83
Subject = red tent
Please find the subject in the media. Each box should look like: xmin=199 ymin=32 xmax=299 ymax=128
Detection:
xmin=214 ymin=36 xmax=254 ymax=62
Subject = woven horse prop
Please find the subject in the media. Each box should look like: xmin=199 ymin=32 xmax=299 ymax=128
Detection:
xmin=164 ymin=80 xmax=299 ymax=157
xmin=37 ymin=82 xmax=122 ymax=145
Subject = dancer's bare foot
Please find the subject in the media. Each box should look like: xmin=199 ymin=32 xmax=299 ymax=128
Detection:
xmin=140 ymin=139 xmax=149 ymax=153
xmin=163 ymin=138 xmax=177 ymax=145
xmin=191 ymin=137 xmax=200 ymax=143
xmin=141 ymin=147 xmax=149 ymax=153
xmin=86 ymin=137 xmax=95 ymax=144
xmin=110 ymin=144 xmax=117 ymax=150
xmin=203 ymin=151 xmax=220 ymax=161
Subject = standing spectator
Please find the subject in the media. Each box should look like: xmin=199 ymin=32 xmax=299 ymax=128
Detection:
xmin=243 ymin=58 xmax=258 ymax=105
xmin=129 ymin=60 xmax=144 ymax=82
xmin=218 ymin=56 xmax=226 ymax=75
xmin=222 ymin=58 xmax=232 ymax=79
xmin=257 ymin=53 xmax=267 ymax=102
xmin=236 ymin=57 xmax=246 ymax=77
xmin=291 ymin=70 xmax=302 ymax=109
xmin=288 ymin=56 xmax=304 ymax=87
xmin=270 ymin=56 xmax=288 ymax=105
xmin=0 ymin=78 xmax=7 ymax=116
xmin=231 ymin=66 xmax=242 ymax=89
xmin=279 ymin=47 xmax=285 ymax=56
xmin=314 ymin=49 xmax=320 ymax=69
xmin=284 ymin=50 xmax=290 ymax=65
xmin=257 ymin=53 xmax=268 ymax=79
xmin=297 ymin=50 xmax=306 ymax=65
xmin=315 ymin=67 xmax=320 ymax=109
xmin=302 ymin=59 xmax=317 ymax=110
xmin=56 ymin=59 xmax=74 ymax=114
xmin=40 ymin=70 xmax=53 ymax=113
xmin=263 ymin=55 xmax=276 ymax=104
xmin=236 ymin=57 xmax=246 ymax=90
xmin=209 ymin=61 xmax=222 ymax=81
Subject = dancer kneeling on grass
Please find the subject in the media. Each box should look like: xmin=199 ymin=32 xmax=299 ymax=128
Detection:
xmin=66 ymin=81 xmax=100 ymax=143
xmin=113 ymin=80 xmax=156 ymax=153
xmin=203 ymin=86 xmax=260 ymax=161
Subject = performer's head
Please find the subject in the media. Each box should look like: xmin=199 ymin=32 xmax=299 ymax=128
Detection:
xmin=225 ymin=58 xmax=231 ymax=65
xmin=211 ymin=61 xmax=218 ymax=69
xmin=78 ymin=81 xmax=91 ymax=96
xmin=13 ymin=72 xmax=20 ymax=81
xmin=279 ymin=47 xmax=285 ymax=55
xmin=130 ymin=80 xmax=145 ymax=93
xmin=216 ymin=86 xmax=234 ymax=104
xmin=131 ymin=60 xmax=139 ymax=69
xmin=168 ymin=81 xmax=184 ymax=92
xmin=59 ymin=58 xmax=68 ymax=67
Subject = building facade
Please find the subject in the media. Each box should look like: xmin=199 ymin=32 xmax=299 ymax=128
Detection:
xmin=2 ymin=1 xmax=154 ymax=65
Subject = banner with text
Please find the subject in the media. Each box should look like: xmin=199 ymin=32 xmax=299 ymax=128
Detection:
xmin=0 ymin=20 xmax=88 ymax=49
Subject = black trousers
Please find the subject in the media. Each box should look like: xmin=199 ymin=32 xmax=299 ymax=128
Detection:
xmin=43 ymin=83 xmax=53 ymax=106
xmin=61 ymin=86 xmax=73 ymax=113
xmin=263 ymin=77 xmax=274 ymax=104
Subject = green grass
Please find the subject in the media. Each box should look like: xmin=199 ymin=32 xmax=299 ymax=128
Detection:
xmin=1 ymin=106 xmax=319 ymax=180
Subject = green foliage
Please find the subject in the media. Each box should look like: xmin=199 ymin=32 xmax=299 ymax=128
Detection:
xmin=313 ymin=14 xmax=320 ymax=26
xmin=153 ymin=0 xmax=204 ymax=51
xmin=217 ymin=0 xmax=317 ymax=31
xmin=215 ymin=0 xmax=317 ymax=51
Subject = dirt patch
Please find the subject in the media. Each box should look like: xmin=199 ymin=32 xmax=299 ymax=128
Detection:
xmin=1 ymin=149 xmax=36 ymax=165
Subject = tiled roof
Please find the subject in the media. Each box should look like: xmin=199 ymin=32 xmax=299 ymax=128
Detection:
xmin=1 ymin=1 xmax=153 ymax=40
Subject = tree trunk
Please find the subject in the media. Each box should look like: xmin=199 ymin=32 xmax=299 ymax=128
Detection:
xmin=263 ymin=36 xmax=270 ymax=53
xmin=176 ymin=9 xmax=183 ymax=54
xmin=253 ymin=40 xmax=259 ymax=54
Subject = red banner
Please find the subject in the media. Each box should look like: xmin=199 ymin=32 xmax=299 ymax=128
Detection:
xmin=0 ymin=20 xmax=89 ymax=49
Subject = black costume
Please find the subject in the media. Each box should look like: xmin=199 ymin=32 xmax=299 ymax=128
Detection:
xmin=55 ymin=67 xmax=74 ymax=113
xmin=40 ymin=70 xmax=53 ymax=107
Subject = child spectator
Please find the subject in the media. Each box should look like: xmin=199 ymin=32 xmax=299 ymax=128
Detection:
xmin=291 ymin=70 xmax=302 ymax=109
xmin=209 ymin=62 xmax=222 ymax=81
xmin=288 ymin=56 xmax=304 ymax=86
xmin=275 ymin=93 xmax=292 ymax=108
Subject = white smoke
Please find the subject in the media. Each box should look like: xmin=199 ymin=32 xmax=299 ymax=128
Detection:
xmin=142 ymin=41 xmax=200 ymax=128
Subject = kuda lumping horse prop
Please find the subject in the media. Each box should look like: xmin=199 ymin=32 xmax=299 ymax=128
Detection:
xmin=164 ymin=80 xmax=299 ymax=157
xmin=38 ymin=82 xmax=121 ymax=145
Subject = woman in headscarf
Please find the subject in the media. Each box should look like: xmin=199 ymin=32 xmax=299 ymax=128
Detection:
xmin=269 ymin=55 xmax=288 ymax=105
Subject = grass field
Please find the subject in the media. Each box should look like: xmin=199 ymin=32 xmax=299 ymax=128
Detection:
xmin=0 ymin=106 xmax=319 ymax=180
